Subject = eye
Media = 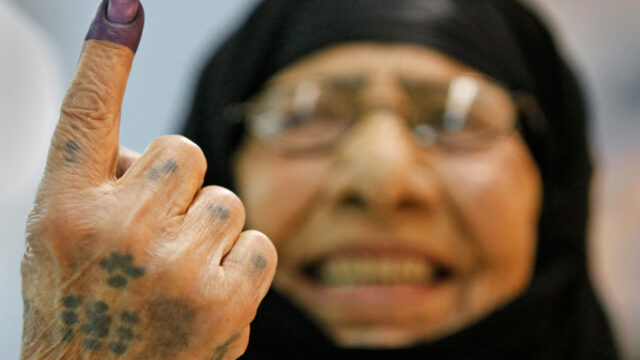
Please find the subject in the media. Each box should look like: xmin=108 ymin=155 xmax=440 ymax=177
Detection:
xmin=246 ymin=80 xmax=354 ymax=154
xmin=409 ymin=100 xmax=448 ymax=129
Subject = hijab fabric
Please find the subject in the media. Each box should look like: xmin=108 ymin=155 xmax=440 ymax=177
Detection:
xmin=182 ymin=0 xmax=618 ymax=358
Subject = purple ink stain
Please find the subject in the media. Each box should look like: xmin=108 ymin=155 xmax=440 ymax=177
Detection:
xmin=107 ymin=0 xmax=139 ymax=24
xmin=85 ymin=0 xmax=145 ymax=53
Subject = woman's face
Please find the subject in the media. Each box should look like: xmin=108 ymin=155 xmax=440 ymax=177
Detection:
xmin=233 ymin=43 xmax=542 ymax=347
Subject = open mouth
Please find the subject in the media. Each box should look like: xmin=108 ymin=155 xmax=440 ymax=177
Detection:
xmin=302 ymin=255 xmax=453 ymax=287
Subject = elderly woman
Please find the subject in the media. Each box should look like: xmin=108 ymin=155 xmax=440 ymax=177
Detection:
xmin=21 ymin=0 xmax=618 ymax=359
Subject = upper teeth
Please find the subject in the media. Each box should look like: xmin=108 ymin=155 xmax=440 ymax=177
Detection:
xmin=318 ymin=256 xmax=435 ymax=286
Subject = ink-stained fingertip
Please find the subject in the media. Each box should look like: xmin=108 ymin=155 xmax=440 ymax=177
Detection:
xmin=107 ymin=0 xmax=140 ymax=24
xmin=85 ymin=0 xmax=145 ymax=53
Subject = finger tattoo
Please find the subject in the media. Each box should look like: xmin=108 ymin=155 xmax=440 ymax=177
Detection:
xmin=208 ymin=205 xmax=230 ymax=220
xmin=162 ymin=159 xmax=179 ymax=174
xmin=252 ymin=254 xmax=268 ymax=270
xmin=63 ymin=140 xmax=80 ymax=163
xmin=148 ymin=159 xmax=179 ymax=181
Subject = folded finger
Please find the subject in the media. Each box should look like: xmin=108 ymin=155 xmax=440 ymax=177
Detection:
xmin=222 ymin=230 xmax=277 ymax=305
xmin=116 ymin=135 xmax=207 ymax=218
xmin=181 ymin=186 xmax=246 ymax=261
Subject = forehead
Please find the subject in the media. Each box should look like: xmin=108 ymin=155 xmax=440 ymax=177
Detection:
xmin=268 ymin=42 xmax=480 ymax=85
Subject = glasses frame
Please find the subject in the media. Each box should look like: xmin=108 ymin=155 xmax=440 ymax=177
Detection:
xmin=224 ymin=73 xmax=545 ymax=157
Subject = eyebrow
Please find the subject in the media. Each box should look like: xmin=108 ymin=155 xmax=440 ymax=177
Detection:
xmin=324 ymin=75 xmax=452 ymax=99
xmin=267 ymin=74 xmax=454 ymax=100
xmin=322 ymin=75 xmax=369 ymax=92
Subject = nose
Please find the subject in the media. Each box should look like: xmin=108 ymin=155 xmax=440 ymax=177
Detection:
xmin=326 ymin=110 xmax=442 ymax=217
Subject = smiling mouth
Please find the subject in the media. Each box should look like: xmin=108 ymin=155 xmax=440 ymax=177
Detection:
xmin=303 ymin=256 xmax=453 ymax=287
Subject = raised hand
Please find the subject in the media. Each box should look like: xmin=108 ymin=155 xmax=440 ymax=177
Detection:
xmin=20 ymin=1 xmax=276 ymax=359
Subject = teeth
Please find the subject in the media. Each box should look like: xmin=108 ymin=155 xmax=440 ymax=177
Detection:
xmin=318 ymin=256 xmax=435 ymax=286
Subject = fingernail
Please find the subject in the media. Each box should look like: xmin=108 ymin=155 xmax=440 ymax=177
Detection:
xmin=107 ymin=0 xmax=139 ymax=24
xmin=85 ymin=0 xmax=145 ymax=53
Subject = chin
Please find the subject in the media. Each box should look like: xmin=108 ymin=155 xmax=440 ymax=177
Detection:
xmin=326 ymin=323 xmax=460 ymax=348
xmin=272 ymin=248 xmax=532 ymax=350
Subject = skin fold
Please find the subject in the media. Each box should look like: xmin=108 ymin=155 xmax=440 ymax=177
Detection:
xmin=234 ymin=43 xmax=542 ymax=348
xmin=20 ymin=3 xmax=276 ymax=359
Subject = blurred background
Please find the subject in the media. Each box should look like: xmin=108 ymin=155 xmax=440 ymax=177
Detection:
xmin=1 ymin=0 xmax=638 ymax=358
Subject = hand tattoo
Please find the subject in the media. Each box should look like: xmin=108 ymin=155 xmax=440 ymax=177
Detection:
xmin=60 ymin=296 xmax=140 ymax=355
xmin=100 ymin=252 xmax=145 ymax=288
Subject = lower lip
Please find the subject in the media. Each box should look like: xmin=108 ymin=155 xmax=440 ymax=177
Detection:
xmin=298 ymin=278 xmax=456 ymax=307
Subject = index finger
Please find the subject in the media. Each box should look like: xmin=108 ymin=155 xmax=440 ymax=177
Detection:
xmin=47 ymin=0 xmax=144 ymax=184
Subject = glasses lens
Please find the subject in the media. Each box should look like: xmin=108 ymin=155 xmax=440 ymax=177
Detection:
xmin=247 ymin=80 xmax=353 ymax=154
xmin=406 ymin=75 xmax=517 ymax=150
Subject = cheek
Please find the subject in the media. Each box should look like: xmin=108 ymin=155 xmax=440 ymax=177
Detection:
xmin=234 ymin=146 xmax=333 ymax=247
xmin=436 ymin=138 xmax=541 ymax=284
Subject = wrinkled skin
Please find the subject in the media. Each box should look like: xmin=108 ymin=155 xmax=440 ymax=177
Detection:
xmin=21 ymin=39 xmax=276 ymax=359
xmin=235 ymin=43 xmax=542 ymax=348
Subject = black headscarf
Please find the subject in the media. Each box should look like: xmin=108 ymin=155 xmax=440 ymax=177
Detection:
xmin=182 ymin=0 xmax=618 ymax=358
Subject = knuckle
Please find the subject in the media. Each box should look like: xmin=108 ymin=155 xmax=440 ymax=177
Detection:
xmin=241 ymin=230 xmax=278 ymax=270
xmin=243 ymin=230 xmax=274 ymax=252
xmin=202 ymin=186 xmax=246 ymax=223
xmin=149 ymin=135 xmax=207 ymax=176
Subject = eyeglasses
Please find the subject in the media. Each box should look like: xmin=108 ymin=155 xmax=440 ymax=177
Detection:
xmin=230 ymin=74 xmax=526 ymax=156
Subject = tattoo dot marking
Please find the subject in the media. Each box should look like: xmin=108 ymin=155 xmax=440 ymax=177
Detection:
xmin=124 ymin=266 xmax=145 ymax=278
xmin=100 ymin=259 xmax=116 ymax=273
xmin=100 ymin=252 xmax=146 ymax=288
xmin=87 ymin=301 xmax=109 ymax=314
xmin=120 ymin=311 xmax=140 ymax=324
xmin=62 ymin=311 xmax=79 ymax=325
xmin=163 ymin=160 xmax=179 ymax=174
xmin=63 ymin=140 xmax=80 ymax=162
xmin=208 ymin=205 xmax=230 ymax=220
xmin=61 ymin=295 xmax=83 ymax=343
xmin=253 ymin=254 xmax=268 ymax=270
xmin=82 ymin=301 xmax=111 ymax=339
xmin=60 ymin=294 xmax=142 ymax=354
xmin=84 ymin=338 xmax=102 ymax=350
xmin=61 ymin=328 xmax=74 ymax=342
xmin=109 ymin=342 xmax=128 ymax=355
xmin=117 ymin=326 xmax=135 ymax=341
xmin=81 ymin=322 xmax=110 ymax=338
xmin=148 ymin=167 xmax=163 ymax=181
xmin=147 ymin=160 xmax=178 ymax=181
xmin=109 ymin=310 xmax=139 ymax=355
xmin=62 ymin=295 xmax=83 ymax=308
xmin=108 ymin=275 xmax=128 ymax=288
